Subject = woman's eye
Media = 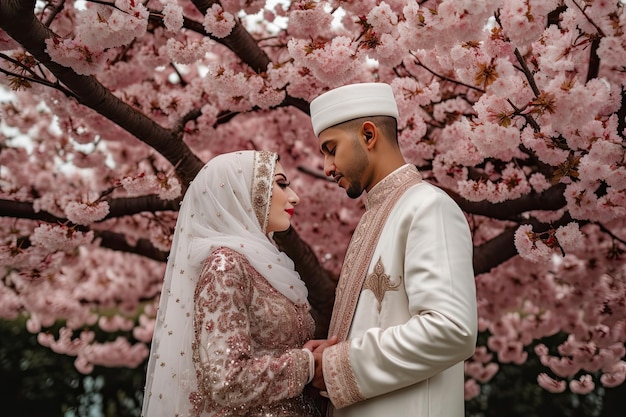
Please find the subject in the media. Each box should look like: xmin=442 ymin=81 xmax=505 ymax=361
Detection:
xmin=277 ymin=182 xmax=290 ymax=189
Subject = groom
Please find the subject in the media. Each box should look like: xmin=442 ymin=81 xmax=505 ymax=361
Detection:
xmin=304 ymin=82 xmax=477 ymax=417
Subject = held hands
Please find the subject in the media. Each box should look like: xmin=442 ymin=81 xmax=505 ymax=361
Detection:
xmin=303 ymin=335 xmax=338 ymax=392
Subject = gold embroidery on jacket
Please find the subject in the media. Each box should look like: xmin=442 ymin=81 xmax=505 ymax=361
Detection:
xmin=328 ymin=165 xmax=422 ymax=341
xmin=363 ymin=257 xmax=401 ymax=312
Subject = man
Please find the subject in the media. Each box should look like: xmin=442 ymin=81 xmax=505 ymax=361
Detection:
xmin=305 ymin=83 xmax=478 ymax=417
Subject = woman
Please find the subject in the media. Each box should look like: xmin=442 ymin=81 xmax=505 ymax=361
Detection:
xmin=142 ymin=150 xmax=318 ymax=417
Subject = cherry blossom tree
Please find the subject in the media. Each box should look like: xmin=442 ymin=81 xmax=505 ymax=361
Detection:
xmin=1 ymin=0 xmax=625 ymax=406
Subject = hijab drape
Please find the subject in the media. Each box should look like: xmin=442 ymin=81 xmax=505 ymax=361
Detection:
xmin=141 ymin=150 xmax=308 ymax=417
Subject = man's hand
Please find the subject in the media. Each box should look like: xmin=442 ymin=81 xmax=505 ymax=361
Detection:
xmin=303 ymin=335 xmax=338 ymax=391
xmin=303 ymin=335 xmax=338 ymax=352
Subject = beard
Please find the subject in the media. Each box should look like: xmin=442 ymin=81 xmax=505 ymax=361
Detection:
xmin=343 ymin=139 xmax=369 ymax=199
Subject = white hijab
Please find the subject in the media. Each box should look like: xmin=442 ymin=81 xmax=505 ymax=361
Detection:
xmin=141 ymin=150 xmax=308 ymax=417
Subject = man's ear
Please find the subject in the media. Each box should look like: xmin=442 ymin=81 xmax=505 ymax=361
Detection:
xmin=361 ymin=121 xmax=377 ymax=149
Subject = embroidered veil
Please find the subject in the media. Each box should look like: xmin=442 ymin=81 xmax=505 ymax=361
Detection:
xmin=141 ymin=150 xmax=308 ymax=417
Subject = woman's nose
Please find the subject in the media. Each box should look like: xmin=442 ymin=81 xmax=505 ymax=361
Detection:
xmin=289 ymin=189 xmax=300 ymax=206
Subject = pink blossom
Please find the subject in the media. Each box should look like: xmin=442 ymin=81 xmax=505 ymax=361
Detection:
xmin=537 ymin=373 xmax=567 ymax=393
xmin=472 ymin=346 xmax=494 ymax=363
xmin=120 ymin=173 xmax=155 ymax=196
xmin=543 ymin=355 xmax=580 ymax=378
xmin=555 ymin=223 xmax=584 ymax=253
xmin=220 ymin=0 xmax=264 ymax=15
xmin=133 ymin=314 xmax=156 ymax=343
xmin=520 ymin=127 xmax=569 ymax=166
xmin=499 ymin=0 xmax=557 ymax=48
xmin=497 ymin=340 xmax=528 ymax=364
xmin=514 ymin=224 xmax=552 ymax=263
xmin=392 ymin=77 xmax=441 ymax=110
xmin=74 ymin=356 xmax=94 ymax=374
xmin=64 ymin=200 xmax=110 ymax=225
xmin=250 ymin=85 xmax=286 ymax=110
xmin=366 ymin=33 xmax=404 ymax=67
xmin=45 ymin=37 xmax=113 ymax=75
xmin=287 ymin=37 xmax=362 ymax=87
xmin=597 ymin=36 xmax=626 ymax=69
xmin=564 ymin=182 xmax=599 ymax=221
xmin=528 ymin=173 xmax=551 ymax=193
xmin=158 ymin=90 xmax=193 ymax=121
xmin=0 ymin=282 xmax=22 ymax=319
xmin=398 ymin=125 xmax=432 ymax=166
xmin=161 ymin=2 xmax=184 ymax=32
xmin=399 ymin=0 xmax=496 ymax=51
xmin=464 ymin=378 xmax=481 ymax=400
xmin=98 ymin=315 xmax=135 ymax=332
xmin=163 ymin=38 xmax=211 ymax=65
xmin=569 ymin=374 xmax=595 ymax=394
xmin=286 ymin=1 xmax=333 ymax=39
xmin=465 ymin=361 xmax=499 ymax=383
xmin=432 ymin=151 xmax=471 ymax=190
xmin=606 ymin=344 xmax=626 ymax=361
xmin=149 ymin=226 xmax=173 ymax=252
xmin=30 ymin=223 xmax=94 ymax=252
xmin=470 ymin=122 xmax=522 ymax=161
xmin=203 ymin=4 xmax=236 ymax=38
xmin=534 ymin=343 xmax=549 ymax=356
xmin=367 ymin=2 xmax=398 ymax=33
xmin=158 ymin=176 xmax=182 ymax=200
xmin=26 ymin=316 xmax=41 ymax=333
xmin=600 ymin=362 xmax=626 ymax=388
xmin=75 ymin=1 xmax=148 ymax=49
xmin=80 ymin=336 xmax=149 ymax=368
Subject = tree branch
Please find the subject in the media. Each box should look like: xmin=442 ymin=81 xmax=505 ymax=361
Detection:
xmin=105 ymin=196 xmax=180 ymax=219
xmin=0 ymin=1 xmax=204 ymax=186
xmin=95 ymin=230 xmax=168 ymax=262
xmin=0 ymin=198 xmax=170 ymax=262
xmin=185 ymin=0 xmax=310 ymax=115
xmin=0 ymin=196 xmax=180 ymax=223
xmin=0 ymin=199 xmax=65 ymax=224
xmin=514 ymin=48 xmax=541 ymax=97
xmin=445 ymin=183 xmax=567 ymax=221
xmin=473 ymin=226 xmax=517 ymax=276
xmin=473 ymin=212 xmax=575 ymax=275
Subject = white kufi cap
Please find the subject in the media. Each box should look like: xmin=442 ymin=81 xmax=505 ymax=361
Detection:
xmin=310 ymin=83 xmax=399 ymax=136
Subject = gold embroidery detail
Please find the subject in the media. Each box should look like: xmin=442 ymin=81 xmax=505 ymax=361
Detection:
xmin=363 ymin=257 xmax=401 ymax=312
xmin=251 ymin=150 xmax=276 ymax=232
xmin=328 ymin=165 xmax=422 ymax=340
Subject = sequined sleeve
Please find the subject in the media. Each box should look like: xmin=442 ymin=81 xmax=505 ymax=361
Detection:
xmin=191 ymin=248 xmax=311 ymax=414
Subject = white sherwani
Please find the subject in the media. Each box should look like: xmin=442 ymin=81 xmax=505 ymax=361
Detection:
xmin=322 ymin=164 xmax=477 ymax=417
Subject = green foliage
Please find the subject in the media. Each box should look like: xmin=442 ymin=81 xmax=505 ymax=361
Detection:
xmin=1 ymin=320 xmax=624 ymax=416
xmin=466 ymin=332 xmax=625 ymax=417
xmin=0 ymin=319 xmax=145 ymax=417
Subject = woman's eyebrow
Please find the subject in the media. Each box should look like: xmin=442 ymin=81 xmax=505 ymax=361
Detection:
xmin=274 ymin=173 xmax=287 ymax=181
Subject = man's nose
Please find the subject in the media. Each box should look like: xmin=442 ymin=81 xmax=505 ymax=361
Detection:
xmin=324 ymin=159 xmax=335 ymax=177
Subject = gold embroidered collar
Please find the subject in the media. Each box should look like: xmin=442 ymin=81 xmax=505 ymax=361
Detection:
xmin=365 ymin=164 xmax=421 ymax=211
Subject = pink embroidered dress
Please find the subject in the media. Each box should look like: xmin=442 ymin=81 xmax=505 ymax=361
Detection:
xmin=190 ymin=247 xmax=316 ymax=416
xmin=142 ymin=151 xmax=317 ymax=417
